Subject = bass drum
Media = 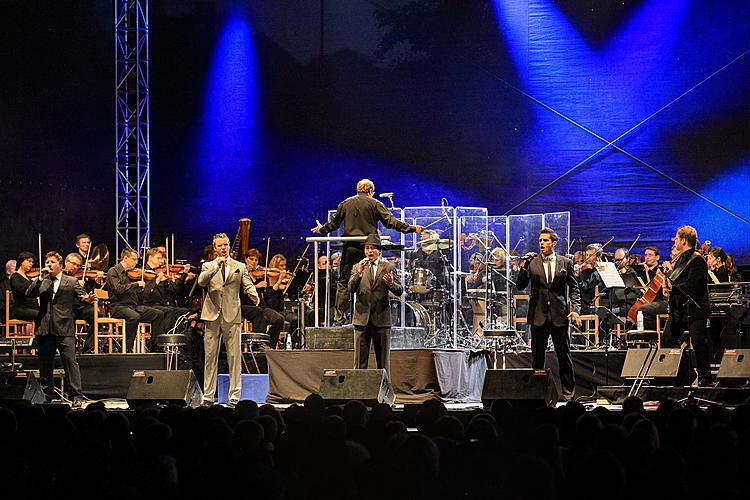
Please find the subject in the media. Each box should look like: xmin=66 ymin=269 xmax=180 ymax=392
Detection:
xmin=390 ymin=300 xmax=431 ymax=329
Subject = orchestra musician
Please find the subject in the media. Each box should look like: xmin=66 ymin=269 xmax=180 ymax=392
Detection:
xmin=662 ymin=226 xmax=712 ymax=386
xmin=198 ymin=233 xmax=259 ymax=406
xmin=0 ymin=259 xmax=16 ymax=317
xmin=348 ymin=234 xmax=402 ymax=375
xmin=106 ymin=248 xmax=165 ymax=353
xmin=707 ymin=247 xmax=730 ymax=284
xmin=74 ymin=234 xmax=92 ymax=263
xmin=265 ymin=254 xmax=300 ymax=347
xmin=140 ymin=247 xmax=193 ymax=349
xmin=516 ymin=228 xmax=581 ymax=401
xmin=578 ymin=244 xmax=604 ymax=315
xmin=10 ymin=251 xmax=40 ymax=321
xmin=26 ymin=251 xmax=92 ymax=405
xmin=311 ymin=178 xmax=424 ymax=326
xmin=635 ymin=247 xmax=668 ymax=331
xmin=244 ymin=248 xmax=284 ymax=349
xmin=707 ymin=246 xmax=733 ymax=363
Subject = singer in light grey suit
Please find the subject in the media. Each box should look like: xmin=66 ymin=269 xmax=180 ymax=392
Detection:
xmin=198 ymin=233 xmax=259 ymax=405
xmin=348 ymin=234 xmax=402 ymax=375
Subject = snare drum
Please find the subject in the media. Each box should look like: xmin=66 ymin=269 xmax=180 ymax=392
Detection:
xmin=411 ymin=268 xmax=435 ymax=294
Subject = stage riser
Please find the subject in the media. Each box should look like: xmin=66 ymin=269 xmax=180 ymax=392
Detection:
xmin=304 ymin=327 xmax=426 ymax=350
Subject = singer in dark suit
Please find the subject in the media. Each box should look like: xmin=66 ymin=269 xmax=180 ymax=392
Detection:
xmin=348 ymin=234 xmax=402 ymax=375
xmin=26 ymin=251 xmax=91 ymax=404
xmin=516 ymin=228 xmax=581 ymax=400
xmin=312 ymin=178 xmax=422 ymax=325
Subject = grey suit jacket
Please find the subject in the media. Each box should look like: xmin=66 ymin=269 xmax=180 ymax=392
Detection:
xmin=198 ymin=257 xmax=259 ymax=324
xmin=349 ymin=257 xmax=402 ymax=328
xmin=26 ymin=273 xmax=86 ymax=337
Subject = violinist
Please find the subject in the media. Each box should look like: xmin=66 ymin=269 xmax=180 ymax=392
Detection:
xmin=635 ymin=246 xmax=668 ymax=331
xmin=243 ymin=249 xmax=283 ymax=348
xmin=63 ymin=253 xmax=96 ymax=352
xmin=10 ymin=251 xmax=40 ymax=321
xmin=65 ymin=252 xmax=105 ymax=292
xmin=662 ymin=225 xmax=711 ymax=386
xmin=140 ymin=247 xmax=192 ymax=349
xmin=605 ymin=248 xmax=642 ymax=334
xmin=106 ymin=248 xmax=165 ymax=353
xmin=578 ymin=244 xmax=604 ymax=315
xmin=266 ymin=254 xmax=300 ymax=345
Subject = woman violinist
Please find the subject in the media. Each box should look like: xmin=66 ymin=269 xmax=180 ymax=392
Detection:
xmin=10 ymin=251 xmax=40 ymax=321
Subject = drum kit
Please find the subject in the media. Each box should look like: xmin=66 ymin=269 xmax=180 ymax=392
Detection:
xmin=384 ymin=237 xmax=527 ymax=351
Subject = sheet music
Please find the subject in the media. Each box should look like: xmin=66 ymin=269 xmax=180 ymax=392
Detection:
xmin=596 ymin=261 xmax=626 ymax=289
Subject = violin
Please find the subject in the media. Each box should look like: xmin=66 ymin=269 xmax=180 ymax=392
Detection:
xmin=68 ymin=269 xmax=103 ymax=280
xmin=25 ymin=268 xmax=44 ymax=279
xmin=250 ymin=266 xmax=294 ymax=280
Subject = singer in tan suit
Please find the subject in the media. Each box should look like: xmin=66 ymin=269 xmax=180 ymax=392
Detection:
xmin=198 ymin=233 xmax=259 ymax=406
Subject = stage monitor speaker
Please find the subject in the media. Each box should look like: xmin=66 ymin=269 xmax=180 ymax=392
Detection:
xmin=621 ymin=348 xmax=694 ymax=385
xmin=718 ymin=349 xmax=750 ymax=387
xmin=481 ymin=369 xmax=557 ymax=408
xmin=318 ymin=369 xmax=395 ymax=406
xmin=0 ymin=371 xmax=45 ymax=405
xmin=648 ymin=348 xmax=694 ymax=386
xmin=126 ymin=370 xmax=203 ymax=408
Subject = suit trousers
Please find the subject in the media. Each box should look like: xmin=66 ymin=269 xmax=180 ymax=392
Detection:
xmin=37 ymin=335 xmax=82 ymax=398
xmin=204 ymin=316 xmax=242 ymax=403
xmin=530 ymin=321 xmax=575 ymax=398
xmin=354 ymin=324 xmax=390 ymax=375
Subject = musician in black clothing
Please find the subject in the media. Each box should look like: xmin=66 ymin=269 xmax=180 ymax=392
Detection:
xmin=707 ymin=247 xmax=730 ymax=284
xmin=140 ymin=247 xmax=194 ymax=349
xmin=635 ymin=247 xmax=668 ymax=330
xmin=578 ymin=244 xmax=604 ymax=315
xmin=0 ymin=260 xmax=16 ymax=319
xmin=311 ymin=178 xmax=424 ymax=325
xmin=10 ymin=251 xmax=39 ymax=321
xmin=707 ymin=246 xmax=734 ymax=362
xmin=244 ymin=249 xmax=284 ymax=348
xmin=662 ymin=226 xmax=711 ymax=385
xmin=106 ymin=248 xmax=164 ymax=352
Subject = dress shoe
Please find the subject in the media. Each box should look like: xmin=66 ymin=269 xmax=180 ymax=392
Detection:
xmin=201 ymin=400 xmax=215 ymax=407
xmin=226 ymin=399 xmax=239 ymax=408
xmin=72 ymin=396 xmax=85 ymax=409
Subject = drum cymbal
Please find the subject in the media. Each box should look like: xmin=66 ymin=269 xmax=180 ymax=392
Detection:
xmin=419 ymin=238 xmax=453 ymax=250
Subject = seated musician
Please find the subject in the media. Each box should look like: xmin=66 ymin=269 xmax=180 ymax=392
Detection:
xmin=635 ymin=246 xmax=668 ymax=331
xmin=707 ymin=246 xmax=733 ymax=363
xmin=74 ymin=234 xmax=92 ymax=263
xmin=0 ymin=260 xmax=16 ymax=318
xmin=410 ymin=229 xmax=446 ymax=283
xmin=63 ymin=253 xmax=98 ymax=352
xmin=603 ymin=248 xmax=642 ymax=335
xmin=106 ymin=248 xmax=164 ymax=352
xmin=10 ymin=251 xmax=40 ymax=321
xmin=707 ymin=247 xmax=730 ymax=284
xmin=577 ymin=244 xmax=604 ymax=315
xmin=140 ymin=247 xmax=193 ymax=350
xmin=236 ymin=249 xmax=271 ymax=343
xmin=265 ymin=253 xmax=300 ymax=347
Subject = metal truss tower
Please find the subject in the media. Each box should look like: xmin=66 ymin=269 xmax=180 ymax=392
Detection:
xmin=115 ymin=0 xmax=150 ymax=256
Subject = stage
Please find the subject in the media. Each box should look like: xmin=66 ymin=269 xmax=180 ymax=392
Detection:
xmin=11 ymin=348 xmax=627 ymax=403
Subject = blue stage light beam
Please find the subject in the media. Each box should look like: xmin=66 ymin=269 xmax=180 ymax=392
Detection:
xmin=194 ymin=7 xmax=261 ymax=226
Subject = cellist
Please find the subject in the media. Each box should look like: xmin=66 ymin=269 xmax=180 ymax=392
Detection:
xmin=634 ymin=246 xmax=669 ymax=331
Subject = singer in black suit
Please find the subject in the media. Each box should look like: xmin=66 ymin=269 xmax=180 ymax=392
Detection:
xmin=516 ymin=228 xmax=581 ymax=400
xmin=26 ymin=251 xmax=91 ymax=404
xmin=312 ymin=178 xmax=423 ymax=325
xmin=348 ymin=234 xmax=402 ymax=375
xmin=662 ymin=225 xmax=711 ymax=384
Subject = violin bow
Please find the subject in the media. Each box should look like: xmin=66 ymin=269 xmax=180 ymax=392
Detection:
xmin=38 ymin=233 xmax=43 ymax=274
xmin=627 ymin=233 xmax=641 ymax=255
xmin=264 ymin=237 xmax=271 ymax=282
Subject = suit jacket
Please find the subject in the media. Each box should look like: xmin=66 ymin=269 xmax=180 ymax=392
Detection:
xmin=516 ymin=253 xmax=580 ymax=327
xmin=321 ymin=193 xmax=416 ymax=236
xmin=668 ymin=250 xmax=709 ymax=320
xmin=349 ymin=257 xmax=402 ymax=328
xmin=26 ymin=273 xmax=86 ymax=337
xmin=198 ymin=257 xmax=259 ymax=324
